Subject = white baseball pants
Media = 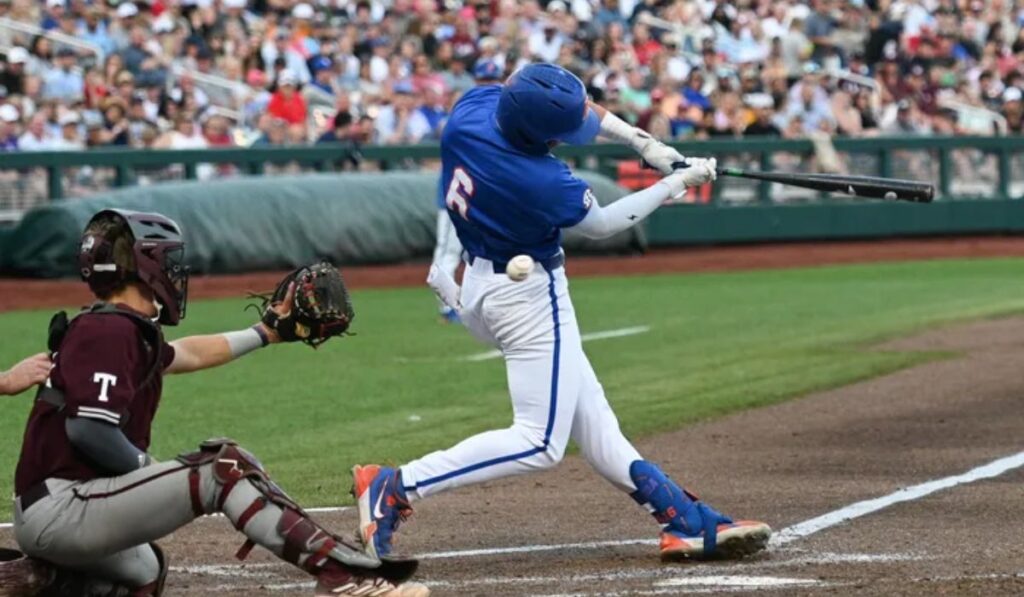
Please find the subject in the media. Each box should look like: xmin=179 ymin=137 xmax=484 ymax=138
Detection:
xmin=401 ymin=256 xmax=642 ymax=499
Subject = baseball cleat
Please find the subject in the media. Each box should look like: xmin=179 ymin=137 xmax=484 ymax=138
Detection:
xmin=660 ymin=518 xmax=771 ymax=561
xmin=314 ymin=562 xmax=430 ymax=597
xmin=352 ymin=465 xmax=412 ymax=558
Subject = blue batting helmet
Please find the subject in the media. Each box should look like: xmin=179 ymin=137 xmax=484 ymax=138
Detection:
xmin=496 ymin=63 xmax=600 ymax=155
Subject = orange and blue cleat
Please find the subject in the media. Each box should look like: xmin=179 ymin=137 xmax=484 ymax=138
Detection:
xmin=352 ymin=465 xmax=413 ymax=559
xmin=630 ymin=460 xmax=771 ymax=561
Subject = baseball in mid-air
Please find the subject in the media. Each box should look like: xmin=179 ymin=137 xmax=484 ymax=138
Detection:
xmin=506 ymin=254 xmax=535 ymax=282
xmin=884 ymin=191 xmax=897 ymax=200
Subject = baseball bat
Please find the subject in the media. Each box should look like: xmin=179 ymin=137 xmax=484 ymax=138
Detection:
xmin=661 ymin=161 xmax=935 ymax=203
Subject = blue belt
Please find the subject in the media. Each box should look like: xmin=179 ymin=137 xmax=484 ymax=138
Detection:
xmin=467 ymin=252 xmax=565 ymax=274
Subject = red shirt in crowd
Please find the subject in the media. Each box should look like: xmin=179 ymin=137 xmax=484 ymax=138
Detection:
xmin=633 ymin=40 xmax=663 ymax=66
xmin=267 ymin=90 xmax=308 ymax=125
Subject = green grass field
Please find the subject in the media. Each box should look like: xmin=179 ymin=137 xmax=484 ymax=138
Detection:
xmin=1 ymin=258 xmax=1022 ymax=519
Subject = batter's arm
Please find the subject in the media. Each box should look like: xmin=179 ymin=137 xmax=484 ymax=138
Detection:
xmin=66 ymin=417 xmax=151 ymax=473
xmin=588 ymin=102 xmax=685 ymax=175
xmin=567 ymin=162 xmax=717 ymax=239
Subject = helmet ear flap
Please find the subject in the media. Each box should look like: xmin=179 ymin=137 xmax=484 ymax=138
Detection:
xmin=79 ymin=233 xmax=126 ymax=296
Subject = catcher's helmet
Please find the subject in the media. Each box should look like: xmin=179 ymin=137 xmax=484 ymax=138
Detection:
xmin=496 ymin=63 xmax=601 ymax=155
xmin=79 ymin=209 xmax=191 ymax=326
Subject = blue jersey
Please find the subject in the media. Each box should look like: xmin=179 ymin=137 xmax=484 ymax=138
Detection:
xmin=440 ymin=86 xmax=592 ymax=262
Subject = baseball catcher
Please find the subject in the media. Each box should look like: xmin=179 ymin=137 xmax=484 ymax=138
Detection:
xmin=2 ymin=209 xmax=425 ymax=596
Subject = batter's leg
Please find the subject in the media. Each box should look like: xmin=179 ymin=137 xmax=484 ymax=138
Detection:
xmin=570 ymin=358 xmax=772 ymax=561
xmin=399 ymin=337 xmax=582 ymax=497
xmin=569 ymin=354 xmax=642 ymax=492
xmin=355 ymin=269 xmax=582 ymax=557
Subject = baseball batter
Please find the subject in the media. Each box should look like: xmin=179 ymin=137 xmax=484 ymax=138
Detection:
xmin=354 ymin=64 xmax=770 ymax=562
xmin=7 ymin=209 xmax=425 ymax=596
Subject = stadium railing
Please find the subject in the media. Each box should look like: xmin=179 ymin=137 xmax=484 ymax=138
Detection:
xmin=1 ymin=135 xmax=1020 ymax=207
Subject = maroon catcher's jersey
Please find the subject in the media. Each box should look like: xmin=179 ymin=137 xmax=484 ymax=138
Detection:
xmin=14 ymin=306 xmax=175 ymax=495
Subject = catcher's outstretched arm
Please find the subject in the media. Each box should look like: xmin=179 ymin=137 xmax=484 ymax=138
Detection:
xmin=166 ymin=283 xmax=295 ymax=375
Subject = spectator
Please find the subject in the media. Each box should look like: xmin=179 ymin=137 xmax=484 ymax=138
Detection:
xmin=202 ymin=115 xmax=235 ymax=147
xmin=262 ymin=28 xmax=311 ymax=85
xmin=444 ymin=59 xmax=476 ymax=94
xmin=407 ymin=82 xmax=448 ymax=143
xmin=267 ymin=72 xmax=307 ymax=127
xmin=743 ymin=94 xmax=783 ymax=136
xmin=156 ymin=112 xmax=207 ymax=149
xmin=529 ymin=21 xmax=564 ymax=63
xmin=97 ymin=98 xmax=131 ymax=146
xmin=118 ymin=26 xmax=151 ymax=76
xmin=0 ymin=0 xmax=1019 ymax=157
xmin=39 ymin=0 xmax=65 ymax=31
xmin=78 ymin=7 xmax=116 ymax=57
xmin=805 ymin=0 xmax=837 ymax=65
xmin=682 ymin=71 xmax=711 ymax=111
xmin=784 ymin=77 xmax=836 ymax=134
xmin=0 ymin=47 xmax=29 ymax=96
xmin=51 ymin=111 xmax=85 ymax=150
xmin=18 ymin=113 xmax=53 ymax=150
xmin=42 ymin=48 xmax=84 ymax=103
xmin=317 ymin=109 xmax=355 ymax=144
xmin=309 ymin=56 xmax=336 ymax=96
xmin=253 ymin=114 xmax=288 ymax=146
xmin=0 ymin=104 xmax=19 ymax=150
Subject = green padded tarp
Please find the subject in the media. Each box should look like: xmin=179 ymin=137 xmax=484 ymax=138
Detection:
xmin=1 ymin=172 xmax=643 ymax=278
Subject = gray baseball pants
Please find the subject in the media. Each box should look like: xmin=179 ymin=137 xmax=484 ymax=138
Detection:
xmin=13 ymin=460 xmax=293 ymax=588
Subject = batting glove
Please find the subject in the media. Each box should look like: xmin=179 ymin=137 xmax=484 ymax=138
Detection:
xmin=599 ymin=111 xmax=686 ymax=175
xmin=660 ymin=158 xmax=718 ymax=198
xmin=636 ymin=137 xmax=688 ymax=175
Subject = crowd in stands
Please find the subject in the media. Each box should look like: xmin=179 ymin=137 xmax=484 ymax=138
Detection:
xmin=1 ymin=0 xmax=1023 ymax=154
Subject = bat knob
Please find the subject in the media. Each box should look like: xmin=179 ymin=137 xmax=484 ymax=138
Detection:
xmin=641 ymin=159 xmax=692 ymax=171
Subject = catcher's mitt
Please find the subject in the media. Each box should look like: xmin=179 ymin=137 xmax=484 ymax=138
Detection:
xmin=255 ymin=261 xmax=354 ymax=347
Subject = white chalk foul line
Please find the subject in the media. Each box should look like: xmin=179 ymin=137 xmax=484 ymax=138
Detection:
xmin=772 ymin=448 xmax=1024 ymax=545
xmin=462 ymin=325 xmax=651 ymax=362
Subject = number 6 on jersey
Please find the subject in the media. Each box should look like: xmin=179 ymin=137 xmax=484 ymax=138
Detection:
xmin=445 ymin=167 xmax=474 ymax=220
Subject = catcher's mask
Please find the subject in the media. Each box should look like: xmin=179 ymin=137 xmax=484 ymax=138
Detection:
xmin=79 ymin=209 xmax=190 ymax=326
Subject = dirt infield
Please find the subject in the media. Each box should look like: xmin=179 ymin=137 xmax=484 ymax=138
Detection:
xmin=4 ymin=316 xmax=1020 ymax=596
xmin=3 ymin=236 xmax=1024 ymax=312
xmin=177 ymin=317 xmax=1024 ymax=595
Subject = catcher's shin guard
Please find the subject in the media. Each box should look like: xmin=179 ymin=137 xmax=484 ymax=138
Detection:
xmin=0 ymin=548 xmax=54 ymax=597
xmin=176 ymin=439 xmax=418 ymax=585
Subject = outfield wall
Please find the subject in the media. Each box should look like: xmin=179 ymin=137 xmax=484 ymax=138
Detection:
xmin=646 ymin=199 xmax=1024 ymax=245
xmin=0 ymin=172 xmax=643 ymax=277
